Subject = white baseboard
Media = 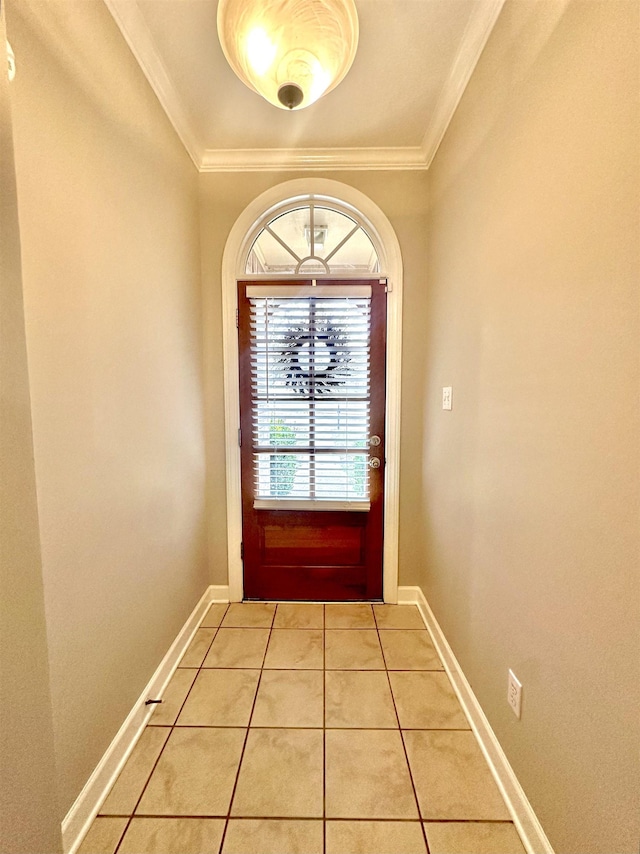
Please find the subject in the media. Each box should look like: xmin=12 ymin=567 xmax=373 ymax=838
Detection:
xmin=398 ymin=585 xmax=554 ymax=854
xmin=210 ymin=584 xmax=230 ymax=602
xmin=62 ymin=584 xmax=221 ymax=854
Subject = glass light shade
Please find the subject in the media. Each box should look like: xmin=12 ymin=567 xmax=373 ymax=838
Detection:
xmin=217 ymin=0 xmax=359 ymax=111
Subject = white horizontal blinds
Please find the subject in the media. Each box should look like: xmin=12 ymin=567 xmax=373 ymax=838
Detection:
xmin=250 ymin=289 xmax=371 ymax=503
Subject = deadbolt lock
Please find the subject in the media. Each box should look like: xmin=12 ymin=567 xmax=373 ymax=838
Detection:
xmin=369 ymin=435 xmax=381 ymax=447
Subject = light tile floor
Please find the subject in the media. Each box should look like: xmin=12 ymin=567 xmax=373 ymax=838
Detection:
xmin=79 ymin=603 xmax=527 ymax=854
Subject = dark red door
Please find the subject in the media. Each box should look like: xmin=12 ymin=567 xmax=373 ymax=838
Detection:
xmin=238 ymin=279 xmax=386 ymax=600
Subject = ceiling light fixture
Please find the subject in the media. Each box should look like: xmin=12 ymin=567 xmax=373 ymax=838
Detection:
xmin=217 ymin=0 xmax=359 ymax=111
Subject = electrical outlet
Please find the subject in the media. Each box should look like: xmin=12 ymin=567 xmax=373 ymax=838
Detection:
xmin=442 ymin=386 xmax=452 ymax=410
xmin=507 ymin=670 xmax=522 ymax=719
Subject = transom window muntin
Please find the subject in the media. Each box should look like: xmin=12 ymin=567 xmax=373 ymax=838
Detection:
xmin=245 ymin=201 xmax=380 ymax=276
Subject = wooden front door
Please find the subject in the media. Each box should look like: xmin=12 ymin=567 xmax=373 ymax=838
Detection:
xmin=238 ymin=279 xmax=386 ymax=601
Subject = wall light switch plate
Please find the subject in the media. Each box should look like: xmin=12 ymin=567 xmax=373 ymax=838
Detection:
xmin=442 ymin=387 xmax=452 ymax=410
xmin=507 ymin=669 xmax=522 ymax=719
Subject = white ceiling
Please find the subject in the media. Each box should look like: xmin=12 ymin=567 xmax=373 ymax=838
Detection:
xmin=105 ymin=0 xmax=505 ymax=171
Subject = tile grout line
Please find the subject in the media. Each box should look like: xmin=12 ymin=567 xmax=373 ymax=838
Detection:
xmin=375 ymin=607 xmax=432 ymax=854
xmin=104 ymin=812 xmax=515 ymax=824
xmin=143 ymin=725 xmax=473 ymax=731
xmin=169 ymin=670 xmax=445 ymax=675
xmin=322 ymin=603 xmax=326 ymax=854
xmin=110 ymin=602 xmax=230 ymax=854
xmin=217 ymin=604 xmax=277 ymax=854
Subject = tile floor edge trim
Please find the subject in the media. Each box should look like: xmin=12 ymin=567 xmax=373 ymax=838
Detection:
xmin=398 ymin=585 xmax=555 ymax=854
xmin=62 ymin=584 xmax=218 ymax=854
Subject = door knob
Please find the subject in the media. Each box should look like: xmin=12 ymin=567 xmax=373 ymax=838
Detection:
xmin=368 ymin=457 xmax=381 ymax=469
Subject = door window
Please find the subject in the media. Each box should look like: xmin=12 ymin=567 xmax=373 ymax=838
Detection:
xmin=247 ymin=285 xmax=372 ymax=510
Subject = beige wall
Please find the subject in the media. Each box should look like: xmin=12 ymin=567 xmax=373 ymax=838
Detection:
xmin=198 ymin=170 xmax=429 ymax=586
xmin=7 ymin=1 xmax=208 ymax=817
xmin=0 ymin=17 xmax=61 ymax=854
xmin=422 ymin=2 xmax=639 ymax=852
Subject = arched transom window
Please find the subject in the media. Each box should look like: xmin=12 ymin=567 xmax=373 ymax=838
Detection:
xmin=245 ymin=200 xmax=381 ymax=276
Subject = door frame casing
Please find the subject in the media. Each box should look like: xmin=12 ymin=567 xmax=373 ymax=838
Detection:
xmin=221 ymin=178 xmax=403 ymax=602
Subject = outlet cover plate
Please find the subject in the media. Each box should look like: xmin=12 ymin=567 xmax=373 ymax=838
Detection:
xmin=442 ymin=386 xmax=452 ymax=410
xmin=507 ymin=669 xmax=522 ymax=719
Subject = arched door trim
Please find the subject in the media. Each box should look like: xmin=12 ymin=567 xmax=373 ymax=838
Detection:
xmin=221 ymin=178 xmax=403 ymax=602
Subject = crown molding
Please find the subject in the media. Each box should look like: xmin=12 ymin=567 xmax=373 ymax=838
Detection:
xmin=421 ymin=0 xmax=506 ymax=168
xmin=103 ymin=0 xmax=203 ymax=169
xmin=200 ymin=146 xmax=428 ymax=173
xmin=104 ymin=0 xmax=504 ymax=173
